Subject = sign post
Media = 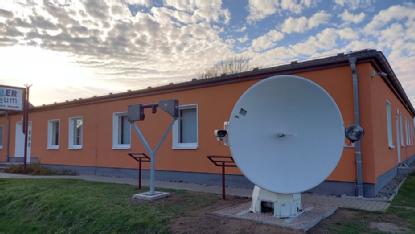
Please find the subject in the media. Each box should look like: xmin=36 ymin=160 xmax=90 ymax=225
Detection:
xmin=22 ymin=85 xmax=31 ymax=170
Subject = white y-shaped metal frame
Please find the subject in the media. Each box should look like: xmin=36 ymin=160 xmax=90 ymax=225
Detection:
xmin=131 ymin=118 xmax=176 ymax=195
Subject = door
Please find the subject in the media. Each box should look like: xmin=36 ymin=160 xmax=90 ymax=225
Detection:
xmin=15 ymin=122 xmax=32 ymax=163
xmin=395 ymin=114 xmax=401 ymax=163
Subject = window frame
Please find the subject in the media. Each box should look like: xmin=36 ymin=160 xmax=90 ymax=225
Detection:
xmin=172 ymin=104 xmax=198 ymax=150
xmin=386 ymin=101 xmax=394 ymax=149
xmin=47 ymin=119 xmax=60 ymax=150
xmin=112 ymin=112 xmax=132 ymax=150
xmin=68 ymin=116 xmax=83 ymax=150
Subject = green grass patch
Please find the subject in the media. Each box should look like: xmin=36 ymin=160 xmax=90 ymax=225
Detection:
xmin=389 ymin=174 xmax=415 ymax=229
xmin=0 ymin=179 xmax=218 ymax=234
xmin=313 ymin=174 xmax=415 ymax=233
xmin=4 ymin=164 xmax=76 ymax=175
xmin=391 ymin=175 xmax=415 ymax=208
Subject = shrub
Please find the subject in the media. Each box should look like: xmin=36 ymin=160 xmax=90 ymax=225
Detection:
xmin=4 ymin=164 xmax=77 ymax=175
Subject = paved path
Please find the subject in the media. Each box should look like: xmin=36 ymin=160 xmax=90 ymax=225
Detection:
xmin=0 ymin=172 xmax=390 ymax=212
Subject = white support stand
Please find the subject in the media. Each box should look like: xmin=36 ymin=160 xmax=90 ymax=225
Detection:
xmin=250 ymin=186 xmax=302 ymax=218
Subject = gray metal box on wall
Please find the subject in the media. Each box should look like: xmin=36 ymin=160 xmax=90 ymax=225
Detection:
xmin=128 ymin=104 xmax=144 ymax=122
xmin=159 ymin=99 xmax=179 ymax=118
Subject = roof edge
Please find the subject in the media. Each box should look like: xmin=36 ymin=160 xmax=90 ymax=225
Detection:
xmin=5 ymin=49 xmax=414 ymax=115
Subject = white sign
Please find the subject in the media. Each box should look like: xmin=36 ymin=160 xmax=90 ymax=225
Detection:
xmin=0 ymin=86 xmax=24 ymax=111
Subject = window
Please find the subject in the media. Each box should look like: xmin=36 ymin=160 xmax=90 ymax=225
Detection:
xmin=386 ymin=101 xmax=394 ymax=148
xmin=47 ymin=120 xmax=60 ymax=149
xmin=400 ymin=113 xmax=405 ymax=147
xmin=172 ymin=105 xmax=198 ymax=149
xmin=69 ymin=117 xmax=83 ymax=149
xmin=0 ymin=126 xmax=3 ymax=149
xmin=112 ymin=112 xmax=131 ymax=149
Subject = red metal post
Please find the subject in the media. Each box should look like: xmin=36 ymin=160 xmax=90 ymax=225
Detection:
xmin=222 ymin=162 xmax=226 ymax=200
xmin=206 ymin=155 xmax=236 ymax=200
xmin=138 ymin=158 xmax=142 ymax=189
xmin=23 ymin=87 xmax=29 ymax=171
xmin=127 ymin=152 xmax=150 ymax=189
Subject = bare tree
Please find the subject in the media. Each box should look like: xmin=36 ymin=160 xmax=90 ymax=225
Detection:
xmin=200 ymin=56 xmax=251 ymax=79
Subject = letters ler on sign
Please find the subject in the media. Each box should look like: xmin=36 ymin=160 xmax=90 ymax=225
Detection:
xmin=0 ymin=86 xmax=24 ymax=111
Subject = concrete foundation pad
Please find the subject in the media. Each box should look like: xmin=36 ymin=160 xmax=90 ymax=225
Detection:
xmin=132 ymin=191 xmax=170 ymax=201
xmin=213 ymin=202 xmax=337 ymax=232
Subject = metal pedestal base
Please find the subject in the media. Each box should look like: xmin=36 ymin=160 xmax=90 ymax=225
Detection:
xmin=250 ymin=186 xmax=302 ymax=218
xmin=132 ymin=191 xmax=170 ymax=201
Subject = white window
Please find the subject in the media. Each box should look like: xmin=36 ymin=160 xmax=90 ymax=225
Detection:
xmin=400 ymin=113 xmax=405 ymax=147
xmin=69 ymin=117 xmax=83 ymax=149
xmin=386 ymin=101 xmax=394 ymax=148
xmin=112 ymin=112 xmax=131 ymax=149
xmin=0 ymin=126 xmax=3 ymax=149
xmin=47 ymin=120 xmax=60 ymax=149
xmin=172 ymin=105 xmax=198 ymax=149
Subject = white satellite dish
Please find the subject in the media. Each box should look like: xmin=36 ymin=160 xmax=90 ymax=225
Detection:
xmin=227 ymin=75 xmax=344 ymax=195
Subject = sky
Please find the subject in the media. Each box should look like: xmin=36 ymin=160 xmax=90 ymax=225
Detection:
xmin=0 ymin=0 xmax=414 ymax=106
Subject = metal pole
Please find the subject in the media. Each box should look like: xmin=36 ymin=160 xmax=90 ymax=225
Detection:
xmin=149 ymin=119 xmax=176 ymax=195
xmin=131 ymin=119 xmax=176 ymax=195
xmin=222 ymin=162 xmax=225 ymax=200
xmin=23 ymin=87 xmax=29 ymax=170
xmin=6 ymin=111 xmax=10 ymax=162
xmin=149 ymin=151 xmax=155 ymax=194
xmin=138 ymin=159 xmax=142 ymax=189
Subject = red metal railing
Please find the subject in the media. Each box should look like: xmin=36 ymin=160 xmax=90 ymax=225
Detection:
xmin=207 ymin=155 xmax=237 ymax=200
xmin=128 ymin=152 xmax=151 ymax=189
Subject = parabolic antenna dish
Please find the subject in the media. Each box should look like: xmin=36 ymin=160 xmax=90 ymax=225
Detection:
xmin=228 ymin=75 xmax=344 ymax=194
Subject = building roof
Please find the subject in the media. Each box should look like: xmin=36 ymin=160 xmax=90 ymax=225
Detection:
xmin=21 ymin=49 xmax=415 ymax=116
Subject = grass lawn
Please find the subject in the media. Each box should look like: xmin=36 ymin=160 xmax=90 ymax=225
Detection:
xmin=311 ymin=173 xmax=415 ymax=233
xmin=0 ymin=179 xmax=218 ymax=234
xmin=0 ymin=174 xmax=414 ymax=234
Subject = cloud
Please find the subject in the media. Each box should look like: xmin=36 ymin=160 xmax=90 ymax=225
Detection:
xmin=340 ymin=10 xmax=365 ymax=24
xmin=247 ymin=0 xmax=314 ymax=23
xmin=364 ymin=4 xmax=415 ymax=32
xmin=0 ymin=0 xmax=235 ymax=105
xmin=163 ymin=0 xmax=231 ymax=24
xmin=281 ymin=10 xmax=330 ymax=34
xmin=337 ymin=27 xmax=358 ymax=40
xmin=238 ymin=34 xmax=249 ymax=43
xmin=334 ymin=0 xmax=374 ymax=10
xmin=251 ymin=29 xmax=284 ymax=51
xmin=125 ymin=0 xmax=151 ymax=7
xmin=235 ymin=25 xmax=247 ymax=32
xmin=1 ymin=1 xmax=415 ymax=107
xmin=0 ymin=8 xmax=13 ymax=18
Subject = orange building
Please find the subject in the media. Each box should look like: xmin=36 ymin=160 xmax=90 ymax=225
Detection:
xmin=1 ymin=49 xmax=414 ymax=197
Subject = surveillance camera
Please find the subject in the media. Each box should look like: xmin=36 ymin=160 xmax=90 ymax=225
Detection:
xmin=214 ymin=122 xmax=230 ymax=145
xmin=214 ymin=129 xmax=227 ymax=140
xmin=345 ymin=124 xmax=364 ymax=143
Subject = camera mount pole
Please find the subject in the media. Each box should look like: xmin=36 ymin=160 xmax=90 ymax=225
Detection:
xmin=128 ymin=100 xmax=179 ymax=200
xmin=131 ymin=119 xmax=176 ymax=195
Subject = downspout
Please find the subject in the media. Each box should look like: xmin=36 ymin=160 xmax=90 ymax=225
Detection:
xmin=348 ymin=56 xmax=364 ymax=197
